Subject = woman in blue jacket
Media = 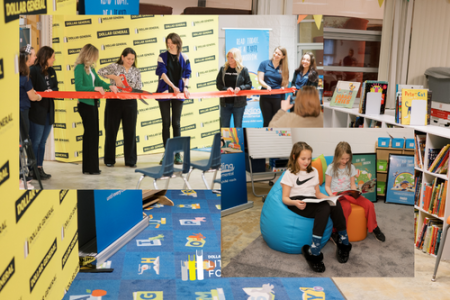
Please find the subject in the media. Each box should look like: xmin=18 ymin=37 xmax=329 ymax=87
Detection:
xmin=155 ymin=33 xmax=192 ymax=164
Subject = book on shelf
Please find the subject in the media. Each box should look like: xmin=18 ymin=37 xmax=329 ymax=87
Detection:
xmin=428 ymin=148 xmax=442 ymax=170
xmin=422 ymin=178 xmax=447 ymax=217
xmin=401 ymin=89 xmax=429 ymax=125
xmin=414 ymin=172 xmax=422 ymax=207
xmin=330 ymin=81 xmax=361 ymax=108
xmin=416 ymin=217 xmax=443 ymax=255
xmin=395 ymin=92 xmax=402 ymax=123
xmin=358 ymin=81 xmax=388 ymax=114
xmin=414 ymin=134 xmax=426 ymax=169
xmin=414 ymin=210 xmax=419 ymax=244
xmin=428 ymin=144 xmax=450 ymax=174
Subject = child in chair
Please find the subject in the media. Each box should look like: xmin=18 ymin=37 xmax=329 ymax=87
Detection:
xmin=281 ymin=141 xmax=352 ymax=273
xmin=325 ymin=141 xmax=385 ymax=243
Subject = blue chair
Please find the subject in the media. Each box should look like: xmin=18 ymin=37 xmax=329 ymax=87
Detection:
xmin=185 ymin=132 xmax=221 ymax=189
xmin=135 ymin=136 xmax=191 ymax=189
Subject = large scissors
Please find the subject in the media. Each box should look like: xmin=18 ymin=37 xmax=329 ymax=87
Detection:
xmin=117 ymin=74 xmax=151 ymax=105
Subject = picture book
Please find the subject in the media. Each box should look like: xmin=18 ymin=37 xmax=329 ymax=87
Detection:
xmin=359 ymin=81 xmax=388 ymax=114
xmin=414 ymin=134 xmax=426 ymax=169
xmin=330 ymin=81 xmax=361 ymax=108
xmin=401 ymin=89 xmax=428 ymax=125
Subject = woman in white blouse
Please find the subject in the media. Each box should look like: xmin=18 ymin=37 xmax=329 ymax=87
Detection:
xmin=98 ymin=48 xmax=142 ymax=168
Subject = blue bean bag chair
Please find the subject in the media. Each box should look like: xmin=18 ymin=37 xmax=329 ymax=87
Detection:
xmin=260 ymin=171 xmax=334 ymax=254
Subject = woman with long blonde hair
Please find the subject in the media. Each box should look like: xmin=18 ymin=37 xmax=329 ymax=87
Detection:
xmin=216 ymin=48 xmax=252 ymax=127
xmin=257 ymin=46 xmax=289 ymax=127
xmin=74 ymin=44 xmax=118 ymax=175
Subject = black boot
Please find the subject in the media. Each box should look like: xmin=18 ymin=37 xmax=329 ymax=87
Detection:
xmin=335 ymin=242 xmax=352 ymax=263
xmin=40 ymin=167 xmax=51 ymax=178
xmin=33 ymin=168 xmax=50 ymax=180
xmin=302 ymin=245 xmax=325 ymax=273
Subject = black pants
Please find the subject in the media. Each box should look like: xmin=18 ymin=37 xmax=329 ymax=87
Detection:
xmin=288 ymin=196 xmax=347 ymax=237
xmin=158 ymin=99 xmax=183 ymax=148
xmin=78 ymin=101 xmax=100 ymax=173
xmin=104 ymin=99 xmax=137 ymax=165
xmin=259 ymin=95 xmax=282 ymax=127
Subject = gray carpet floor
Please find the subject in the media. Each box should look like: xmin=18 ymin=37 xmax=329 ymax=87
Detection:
xmin=223 ymin=201 xmax=415 ymax=277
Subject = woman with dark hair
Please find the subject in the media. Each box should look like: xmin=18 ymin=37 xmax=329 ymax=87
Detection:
xmin=257 ymin=46 xmax=289 ymax=127
xmin=29 ymin=46 xmax=58 ymax=180
xmin=97 ymin=47 xmax=142 ymax=168
xmin=292 ymin=52 xmax=318 ymax=91
xmin=74 ymin=44 xmax=118 ymax=175
xmin=268 ymin=86 xmax=323 ymax=128
xmin=19 ymin=45 xmax=41 ymax=136
xmin=155 ymin=32 xmax=192 ymax=164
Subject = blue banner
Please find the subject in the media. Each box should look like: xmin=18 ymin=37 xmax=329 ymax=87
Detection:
xmin=385 ymin=155 xmax=415 ymax=205
xmin=85 ymin=0 xmax=139 ymax=15
xmin=221 ymin=128 xmax=248 ymax=210
xmin=225 ymin=29 xmax=270 ymax=128
xmin=94 ymin=190 xmax=144 ymax=252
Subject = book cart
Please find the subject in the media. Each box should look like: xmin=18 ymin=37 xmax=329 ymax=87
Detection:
xmin=323 ymin=100 xmax=450 ymax=261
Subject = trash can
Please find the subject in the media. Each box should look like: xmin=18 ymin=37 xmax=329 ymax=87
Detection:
xmin=425 ymin=67 xmax=450 ymax=104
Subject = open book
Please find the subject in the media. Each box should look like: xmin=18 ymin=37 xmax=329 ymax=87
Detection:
xmin=301 ymin=179 xmax=377 ymax=206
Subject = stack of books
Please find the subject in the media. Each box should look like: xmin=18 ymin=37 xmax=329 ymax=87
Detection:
xmin=428 ymin=144 xmax=450 ymax=174
xmin=415 ymin=217 xmax=444 ymax=256
xmin=414 ymin=134 xmax=426 ymax=169
xmin=422 ymin=178 xmax=447 ymax=217
xmin=395 ymin=87 xmax=431 ymax=125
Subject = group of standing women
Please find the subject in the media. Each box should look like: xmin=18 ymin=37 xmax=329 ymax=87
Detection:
xmin=19 ymin=32 xmax=191 ymax=177
xmin=217 ymin=47 xmax=320 ymax=128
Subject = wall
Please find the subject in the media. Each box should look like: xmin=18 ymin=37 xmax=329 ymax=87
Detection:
xmin=292 ymin=0 xmax=384 ymax=19
xmin=407 ymin=0 xmax=450 ymax=86
xmin=218 ymin=15 xmax=298 ymax=81
xmin=140 ymin=0 xmax=252 ymax=15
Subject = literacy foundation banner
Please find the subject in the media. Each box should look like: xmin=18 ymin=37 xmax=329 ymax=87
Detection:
xmin=51 ymin=15 xmax=220 ymax=162
xmin=225 ymin=29 xmax=270 ymax=128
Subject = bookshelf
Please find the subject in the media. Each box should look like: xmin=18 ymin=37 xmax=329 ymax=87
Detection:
xmin=323 ymin=100 xmax=450 ymax=261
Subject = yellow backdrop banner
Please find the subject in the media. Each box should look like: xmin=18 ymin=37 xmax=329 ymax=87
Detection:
xmin=52 ymin=15 xmax=220 ymax=162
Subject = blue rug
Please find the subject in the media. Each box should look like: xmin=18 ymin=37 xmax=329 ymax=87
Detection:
xmin=63 ymin=190 xmax=344 ymax=300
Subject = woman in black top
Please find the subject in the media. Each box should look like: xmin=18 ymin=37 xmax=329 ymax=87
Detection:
xmin=216 ymin=48 xmax=252 ymax=128
xmin=29 ymin=46 xmax=58 ymax=180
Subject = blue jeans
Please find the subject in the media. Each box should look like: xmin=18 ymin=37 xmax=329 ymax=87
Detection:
xmin=220 ymin=103 xmax=246 ymax=128
xmin=29 ymin=113 xmax=52 ymax=167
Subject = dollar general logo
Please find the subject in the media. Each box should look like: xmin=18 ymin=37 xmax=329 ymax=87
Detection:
xmin=181 ymin=124 xmax=196 ymax=132
xmin=55 ymin=152 xmax=69 ymax=158
xmin=53 ymin=123 xmax=66 ymax=129
xmin=164 ymin=22 xmax=187 ymax=29
xmin=0 ymin=258 xmax=14 ymax=292
xmin=68 ymin=48 xmax=81 ymax=55
xmin=131 ymin=15 xmax=154 ymax=19
xmin=97 ymin=28 xmax=130 ymax=39
xmin=138 ymin=66 xmax=157 ymax=73
xmin=201 ymin=130 xmax=220 ymax=139
xmin=134 ymin=38 xmax=157 ymax=46
xmin=4 ymin=0 xmax=47 ymax=23
xmin=115 ymin=140 xmax=124 ymax=147
xmin=182 ymin=46 xmax=189 ymax=53
xmin=62 ymin=232 xmax=78 ymax=269
xmin=194 ymin=55 xmax=215 ymax=64
xmin=76 ymin=135 xmax=83 ymax=141
xmin=300 ymin=287 xmax=325 ymax=300
xmin=73 ymin=107 xmax=79 ymax=113
xmin=65 ymin=19 xmax=92 ymax=27
xmin=184 ymin=99 xmax=194 ymax=105
xmin=0 ymin=113 xmax=13 ymax=130
xmin=71 ymin=78 xmax=75 ymax=85
xmin=0 ymin=161 xmax=10 ymax=187
xmin=192 ymin=30 xmax=213 ymax=38
xmin=29 ymin=239 xmax=57 ymax=292
xmin=52 ymin=37 xmax=59 ymax=44
xmin=199 ymin=105 xmax=219 ymax=114
xmin=100 ymin=57 xmax=119 ymax=65
xmin=15 ymin=190 xmax=42 ymax=223
xmin=53 ymin=65 xmax=62 ymax=71
xmin=136 ymin=136 xmax=140 ymax=143
xmin=143 ymin=143 xmax=164 ymax=152
xmin=197 ymin=80 xmax=216 ymax=89
xmin=141 ymin=118 xmax=162 ymax=127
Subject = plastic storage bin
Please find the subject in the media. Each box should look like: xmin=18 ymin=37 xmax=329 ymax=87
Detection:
xmin=405 ymin=138 xmax=415 ymax=149
xmin=378 ymin=137 xmax=390 ymax=148
xmin=391 ymin=138 xmax=405 ymax=149
xmin=377 ymin=160 xmax=388 ymax=171
xmin=377 ymin=181 xmax=386 ymax=195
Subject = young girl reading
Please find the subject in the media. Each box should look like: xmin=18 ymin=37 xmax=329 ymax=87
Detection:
xmin=325 ymin=141 xmax=385 ymax=242
xmin=281 ymin=142 xmax=352 ymax=273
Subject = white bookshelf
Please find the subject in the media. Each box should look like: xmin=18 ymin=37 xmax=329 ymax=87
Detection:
xmin=323 ymin=101 xmax=450 ymax=261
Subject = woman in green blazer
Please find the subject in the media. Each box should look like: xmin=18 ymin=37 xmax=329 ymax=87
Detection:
xmin=74 ymin=44 xmax=118 ymax=174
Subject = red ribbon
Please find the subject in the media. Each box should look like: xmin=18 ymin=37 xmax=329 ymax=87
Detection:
xmin=36 ymin=87 xmax=297 ymax=100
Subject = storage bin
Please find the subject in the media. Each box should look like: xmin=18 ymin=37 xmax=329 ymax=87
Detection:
xmin=245 ymin=153 xmax=266 ymax=173
xmin=391 ymin=138 xmax=405 ymax=149
xmin=405 ymin=138 xmax=415 ymax=149
xmin=377 ymin=181 xmax=386 ymax=195
xmin=378 ymin=137 xmax=390 ymax=147
xmin=377 ymin=160 xmax=388 ymax=171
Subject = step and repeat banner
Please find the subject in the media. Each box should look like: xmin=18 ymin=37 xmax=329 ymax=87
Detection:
xmin=52 ymin=15 xmax=220 ymax=162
